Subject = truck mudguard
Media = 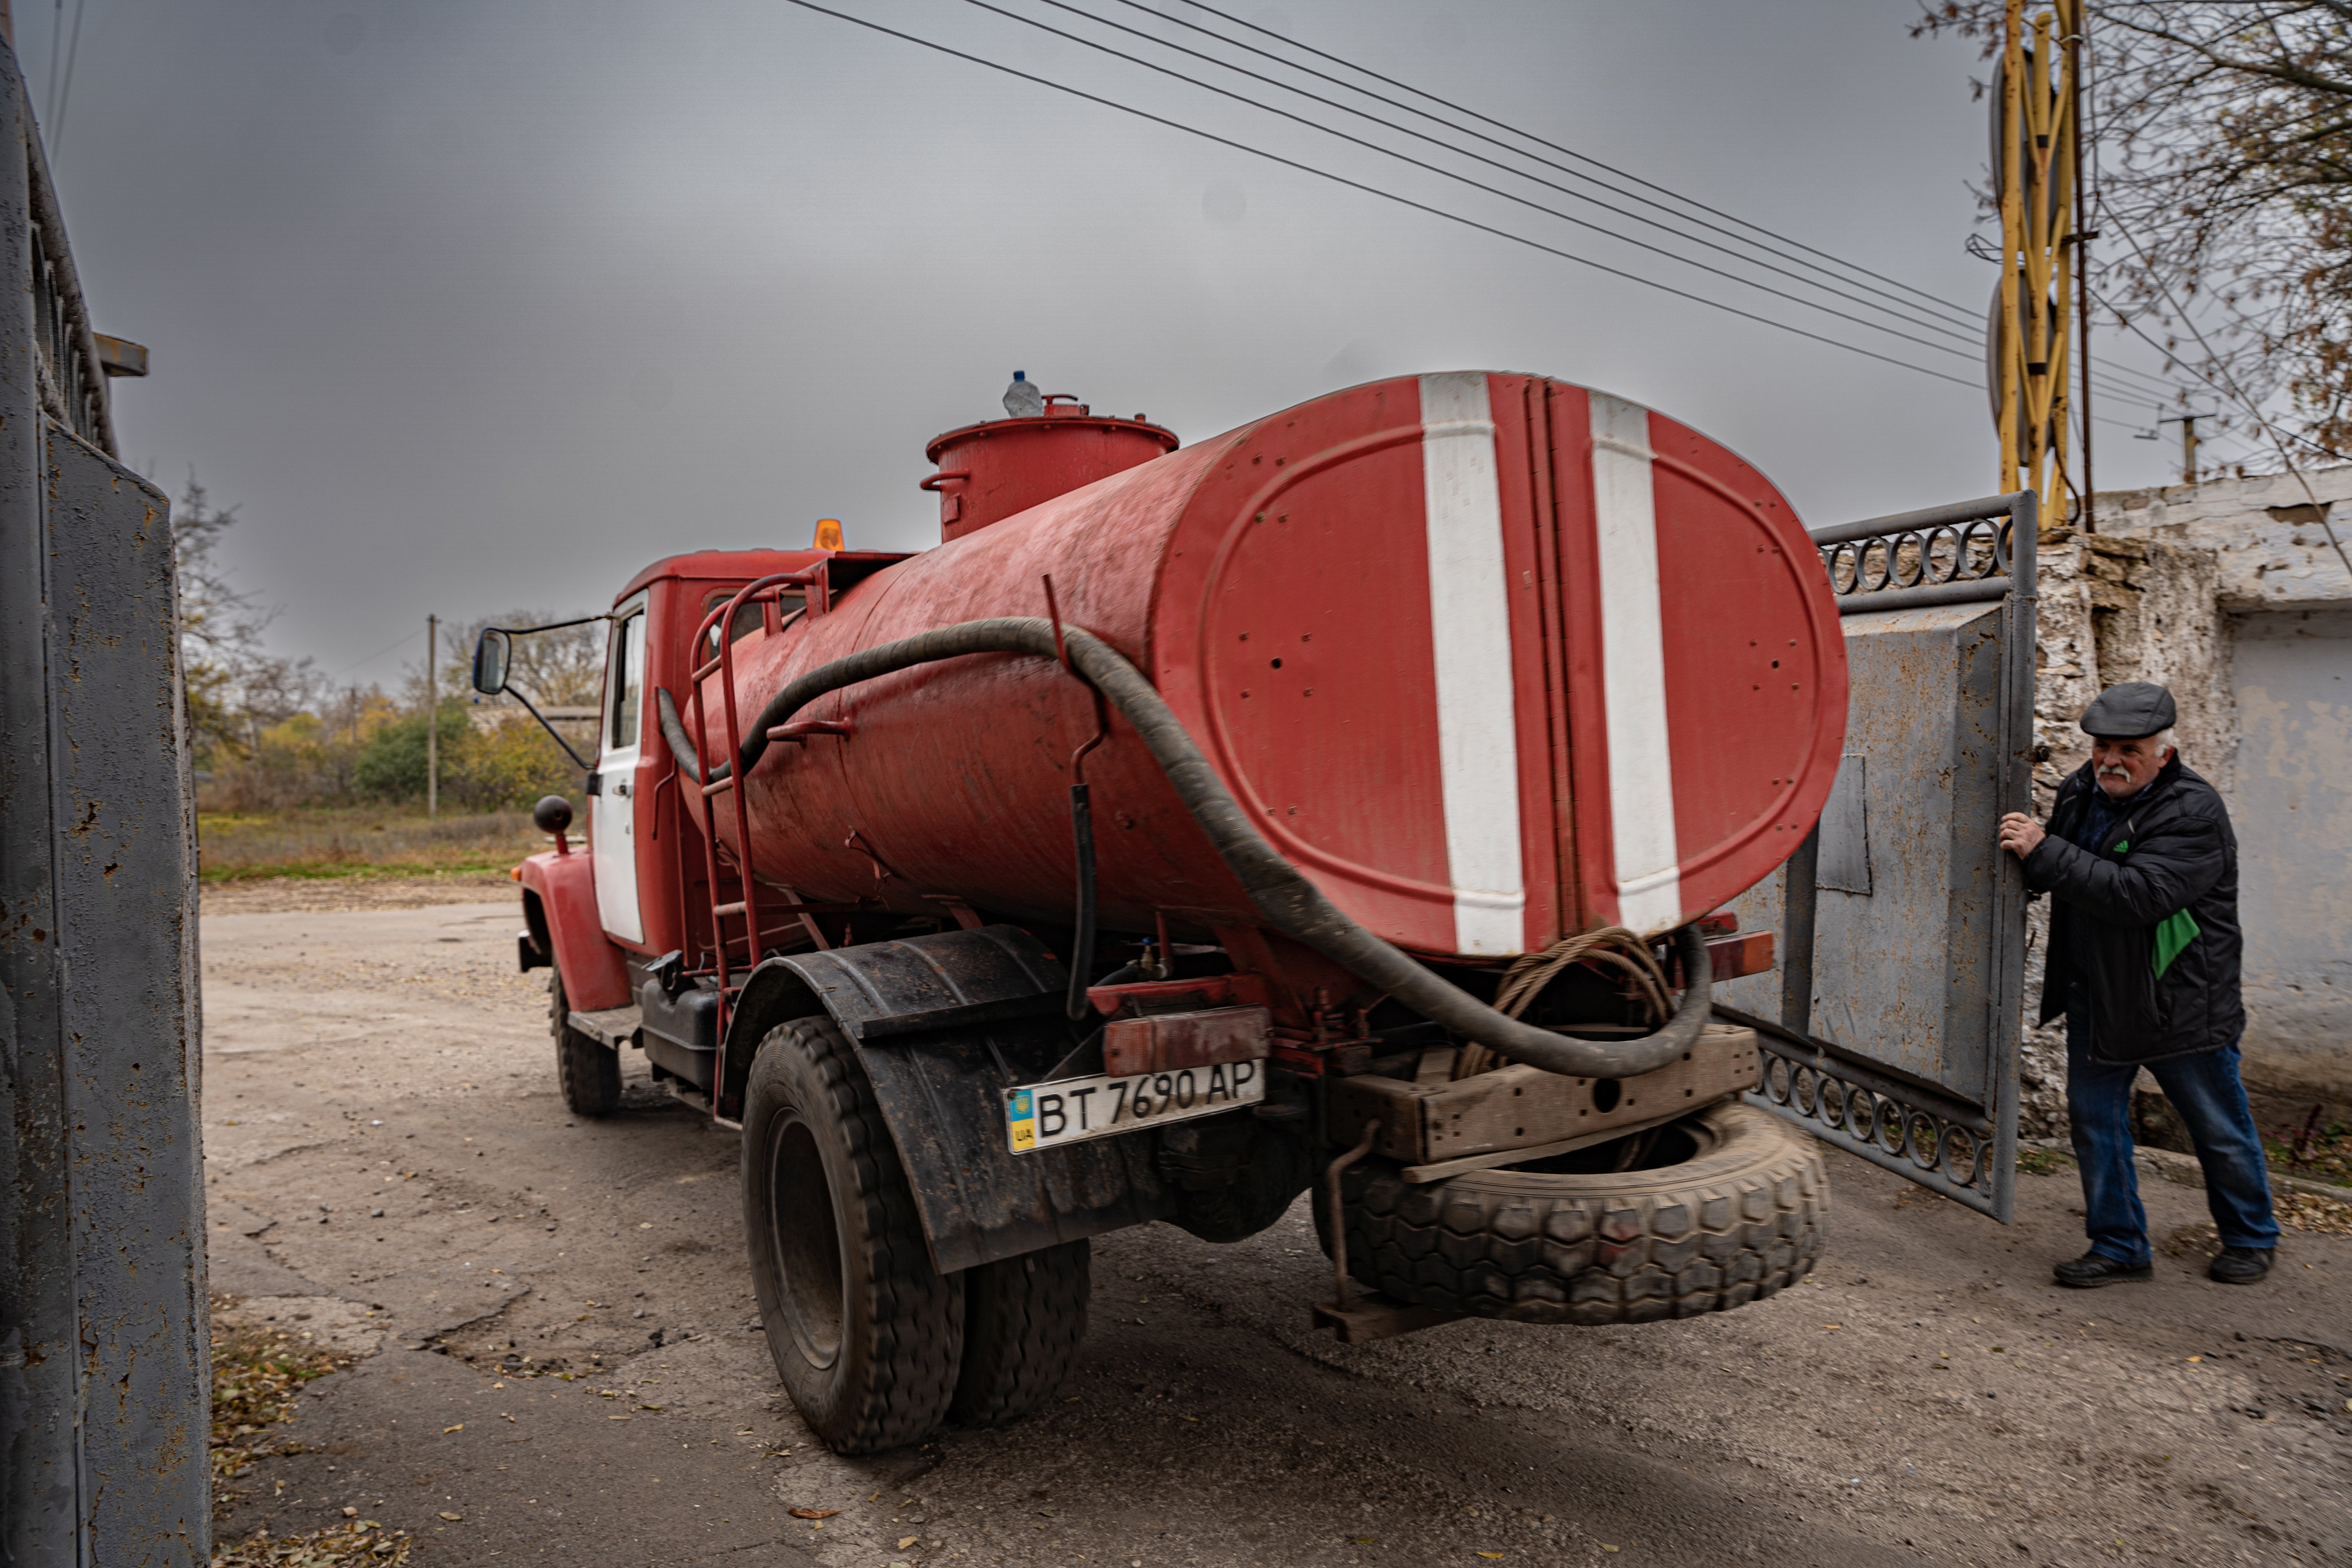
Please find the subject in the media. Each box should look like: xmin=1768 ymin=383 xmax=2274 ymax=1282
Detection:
xmin=720 ymin=925 xmax=1171 ymax=1274
xmin=517 ymin=849 xmax=631 ymax=1011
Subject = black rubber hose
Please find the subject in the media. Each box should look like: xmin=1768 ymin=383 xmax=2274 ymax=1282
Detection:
xmin=1066 ymin=782 xmax=1098 ymax=1022
xmin=652 ymin=617 xmax=1711 ymax=1078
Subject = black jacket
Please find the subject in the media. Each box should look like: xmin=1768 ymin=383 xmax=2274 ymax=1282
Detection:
xmin=2025 ymin=754 xmax=2243 ymax=1065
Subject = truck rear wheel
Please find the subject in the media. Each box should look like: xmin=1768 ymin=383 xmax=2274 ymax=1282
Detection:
xmin=550 ymin=972 xmax=621 ymax=1118
xmin=742 ymin=1016 xmax=962 ymax=1454
xmin=1333 ymin=1102 xmax=1826 ymax=1325
xmin=950 ymin=1240 xmax=1089 ymax=1428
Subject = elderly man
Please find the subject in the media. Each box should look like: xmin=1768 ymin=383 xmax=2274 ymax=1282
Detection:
xmin=1997 ymin=682 xmax=2278 ymax=1287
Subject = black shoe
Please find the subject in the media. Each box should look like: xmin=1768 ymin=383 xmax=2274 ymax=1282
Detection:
xmin=2053 ymin=1251 xmax=2153 ymax=1288
xmin=2209 ymin=1247 xmax=2272 ymax=1285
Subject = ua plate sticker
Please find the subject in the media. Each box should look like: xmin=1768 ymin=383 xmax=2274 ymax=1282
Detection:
xmin=1005 ymin=1059 xmax=1266 ymax=1154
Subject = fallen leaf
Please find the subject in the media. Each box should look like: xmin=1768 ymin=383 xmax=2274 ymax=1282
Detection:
xmin=608 ymin=1414 xmax=631 ymax=1421
xmin=1821 ymin=1324 xmax=1842 ymax=1330
xmin=1180 ymin=1414 xmax=1200 ymax=1422
xmin=442 ymin=1424 xmax=463 ymax=1434
xmin=438 ymin=1512 xmax=463 ymax=1522
xmin=899 ymin=1537 xmax=920 ymax=1550
xmin=1477 ymin=1554 xmax=1505 ymax=1561
xmin=869 ymin=1492 xmax=881 ymax=1502
xmin=2186 ymin=1356 xmax=2202 ymax=1363
xmin=788 ymin=1508 xmax=841 ymax=1521
xmin=1351 ymin=1537 xmax=1377 ymax=1546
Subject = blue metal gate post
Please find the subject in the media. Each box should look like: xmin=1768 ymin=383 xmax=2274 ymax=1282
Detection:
xmin=0 ymin=35 xmax=211 ymax=1566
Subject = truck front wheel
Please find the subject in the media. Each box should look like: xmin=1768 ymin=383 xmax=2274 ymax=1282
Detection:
xmin=742 ymin=1017 xmax=963 ymax=1453
xmin=550 ymin=972 xmax=621 ymax=1117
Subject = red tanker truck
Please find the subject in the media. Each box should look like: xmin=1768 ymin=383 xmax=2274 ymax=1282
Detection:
xmin=473 ymin=371 xmax=1857 ymax=1454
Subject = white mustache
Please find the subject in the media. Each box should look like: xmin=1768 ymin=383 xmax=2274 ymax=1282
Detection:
xmin=2097 ymin=766 xmax=2132 ymax=779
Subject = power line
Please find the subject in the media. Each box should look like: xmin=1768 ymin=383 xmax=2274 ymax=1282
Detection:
xmin=995 ymin=0 xmax=2185 ymax=413
xmin=1065 ymin=0 xmax=2002 ymax=355
xmin=50 ymin=0 xmax=87 ymax=158
xmin=42 ymin=0 xmax=63 ymax=129
xmin=334 ymin=625 xmax=423 ymax=678
xmin=1165 ymin=0 xmax=2184 ymax=386
xmin=2090 ymin=287 xmax=2348 ymax=465
xmin=788 ymin=0 xmax=1983 ymax=390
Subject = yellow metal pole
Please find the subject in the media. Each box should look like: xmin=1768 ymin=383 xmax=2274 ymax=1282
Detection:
xmin=1994 ymin=2 xmax=2079 ymax=521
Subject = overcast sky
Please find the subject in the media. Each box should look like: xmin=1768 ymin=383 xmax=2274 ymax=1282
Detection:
xmin=28 ymin=0 xmax=2194 ymax=690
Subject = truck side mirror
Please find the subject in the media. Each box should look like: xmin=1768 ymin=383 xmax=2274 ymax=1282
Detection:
xmin=472 ymin=628 xmax=511 ymax=695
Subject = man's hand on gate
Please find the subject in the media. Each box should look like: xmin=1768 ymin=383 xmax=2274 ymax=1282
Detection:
xmin=1998 ymin=812 xmax=2045 ymax=860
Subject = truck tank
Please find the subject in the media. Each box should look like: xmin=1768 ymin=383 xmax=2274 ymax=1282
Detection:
xmin=694 ymin=371 xmax=1846 ymax=959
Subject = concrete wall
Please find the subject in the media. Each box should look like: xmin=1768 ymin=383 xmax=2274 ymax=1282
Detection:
xmin=2018 ymin=466 xmax=2352 ymax=1130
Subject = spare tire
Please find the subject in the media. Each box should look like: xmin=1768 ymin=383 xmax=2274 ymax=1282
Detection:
xmin=1334 ymin=1102 xmax=1826 ymax=1325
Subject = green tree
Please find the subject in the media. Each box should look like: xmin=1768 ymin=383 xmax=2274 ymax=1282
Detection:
xmin=354 ymin=702 xmax=473 ymax=804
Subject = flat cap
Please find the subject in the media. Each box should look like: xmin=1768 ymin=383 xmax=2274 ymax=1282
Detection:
xmin=2080 ymin=681 xmax=2176 ymax=739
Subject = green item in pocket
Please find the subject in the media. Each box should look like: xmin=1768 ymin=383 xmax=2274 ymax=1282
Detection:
xmin=2152 ymin=909 xmax=2200 ymax=978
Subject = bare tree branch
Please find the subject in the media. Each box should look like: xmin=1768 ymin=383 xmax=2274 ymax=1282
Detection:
xmin=1916 ymin=2 xmax=2352 ymax=461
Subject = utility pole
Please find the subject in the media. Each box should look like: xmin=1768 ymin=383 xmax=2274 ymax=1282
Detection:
xmin=426 ymin=613 xmax=438 ymax=819
xmin=2156 ymin=413 xmax=2207 ymax=485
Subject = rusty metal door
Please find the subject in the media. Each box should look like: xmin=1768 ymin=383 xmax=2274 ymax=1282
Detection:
xmin=1714 ymin=493 xmax=2037 ymax=1221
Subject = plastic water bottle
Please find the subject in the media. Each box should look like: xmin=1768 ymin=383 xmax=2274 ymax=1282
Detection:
xmin=1003 ymin=370 xmax=1045 ymax=419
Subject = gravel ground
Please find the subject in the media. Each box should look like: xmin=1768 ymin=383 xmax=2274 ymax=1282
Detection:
xmin=201 ymin=898 xmax=2352 ymax=1568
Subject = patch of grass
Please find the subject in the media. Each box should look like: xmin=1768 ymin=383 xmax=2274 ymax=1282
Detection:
xmin=197 ymin=807 xmax=544 ymax=884
xmin=2262 ymin=1116 xmax=2352 ymax=1190
xmin=2017 ymin=1147 xmax=2073 ymax=1176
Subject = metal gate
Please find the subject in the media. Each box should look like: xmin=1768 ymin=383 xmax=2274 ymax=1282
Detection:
xmin=1715 ymin=493 xmax=2038 ymax=1221
xmin=0 ymin=39 xmax=209 ymax=1563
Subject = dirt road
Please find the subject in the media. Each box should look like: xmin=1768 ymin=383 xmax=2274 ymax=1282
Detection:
xmin=201 ymin=898 xmax=2352 ymax=1568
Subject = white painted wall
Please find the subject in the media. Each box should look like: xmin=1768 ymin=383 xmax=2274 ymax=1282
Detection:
xmin=2228 ymin=610 xmax=2352 ymax=1100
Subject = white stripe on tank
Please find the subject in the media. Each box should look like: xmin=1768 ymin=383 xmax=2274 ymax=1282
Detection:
xmin=1419 ymin=372 xmax=1526 ymax=956
xmin=1589 ymin=392 xmax=1682 ymax=935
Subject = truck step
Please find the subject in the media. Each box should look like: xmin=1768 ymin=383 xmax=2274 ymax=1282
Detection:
xmin=569 ymin=1005 xmax=642 ymax=1051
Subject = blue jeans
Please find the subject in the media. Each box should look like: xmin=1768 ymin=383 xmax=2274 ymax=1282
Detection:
xmin=2065 ymin=1021 xmax=2279 ymax=1264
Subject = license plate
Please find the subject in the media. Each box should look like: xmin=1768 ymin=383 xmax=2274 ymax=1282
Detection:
xmin=1005 ymin=1058 xmax=1266 ymax=1154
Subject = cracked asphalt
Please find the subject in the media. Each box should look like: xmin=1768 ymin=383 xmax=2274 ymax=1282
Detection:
xmin=202 ymin=897 xmax=2352 ymax=1568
